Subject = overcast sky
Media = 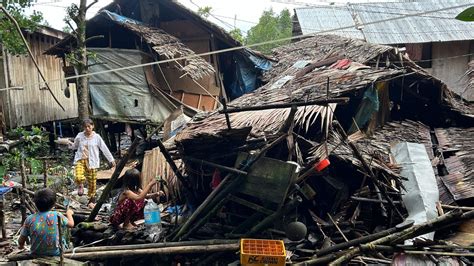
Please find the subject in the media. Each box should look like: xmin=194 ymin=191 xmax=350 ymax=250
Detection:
xmin=27 ymin=0 xmax=395 ymax=33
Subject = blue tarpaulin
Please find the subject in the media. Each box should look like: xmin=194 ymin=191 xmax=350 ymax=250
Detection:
xmin=227 ymin=50 xmax=272 ymax=100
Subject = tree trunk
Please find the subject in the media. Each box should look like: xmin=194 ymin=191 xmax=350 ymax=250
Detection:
xmin=76 ymin=0 xmax=90 ymax=120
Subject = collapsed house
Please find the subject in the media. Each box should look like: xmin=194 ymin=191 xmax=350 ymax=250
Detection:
xmin=46 ymin=0 xmax=271 ymax=125
xmin=139 ymin=34 xmax=474 ymax=264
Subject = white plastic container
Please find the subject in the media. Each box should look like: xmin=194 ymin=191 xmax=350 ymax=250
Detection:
xmin=144 ymin=199 xmax=162 ymax=241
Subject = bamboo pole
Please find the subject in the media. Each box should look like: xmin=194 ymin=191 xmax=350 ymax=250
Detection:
xmin=329 ymin=210 xmax=474 ymax=265
xmin=247 ymin=196 xmax=302 ymax=236
xmin=19 ymin=157 xmax=27 ymax=223
xmin=172 ymin=133 xmax=288 ymax=241
xmin=316 ymin=220 xmax=413 ymax=257
xmin=57 ymin=215 xmax=64 ymax=266
xmin=9 ymin=244 xmax=239 ymax=262
xmin=66 ymin=239 xmax=239 ymax=254
xmin=0 ymin=6 xmax=65 ymax=111
xmin=332 ymin=121 xmax=402 ymax=219
xmin=87 ymin=136 xmax=142 ymax=222
xmin=0 ymin=197 xmax=5 ymax=239
xmin=219 ymin=98 xmax=350 ymax=114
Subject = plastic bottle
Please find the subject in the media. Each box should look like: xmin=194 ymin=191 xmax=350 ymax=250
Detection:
xmin=144 ymin=199 xmax=162 ymax=242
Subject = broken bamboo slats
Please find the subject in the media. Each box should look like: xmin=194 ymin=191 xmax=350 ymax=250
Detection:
xmin=332 ymin=120 xmax=403 ymax=219
xmin=315 ymin=220 xmax=414 ymax=257
xmin=172 ymin=133 xmax=288 ymax=241
xmin=155 ymin=137 xmax=190 ymax=190
xmin=220 ymin=97 xmax=350 ymax=114
xmin=329 ymin=210 xmax=474 ymax=265
xmin=247 ymin=196 xmax=302 ymax=236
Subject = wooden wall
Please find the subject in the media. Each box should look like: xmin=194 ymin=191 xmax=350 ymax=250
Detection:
xmin=0 ymin=32 xmax=78 ymax=129
xmin=157 ymin=20 xmax=221 ymax=111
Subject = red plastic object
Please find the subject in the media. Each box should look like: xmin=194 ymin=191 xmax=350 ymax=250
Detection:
xmin=314 ymin=159 xmax=330 ymax=172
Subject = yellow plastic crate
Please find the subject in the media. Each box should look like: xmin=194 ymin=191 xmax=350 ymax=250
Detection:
xmin=240 ymin=239 xmax=286 ymax=266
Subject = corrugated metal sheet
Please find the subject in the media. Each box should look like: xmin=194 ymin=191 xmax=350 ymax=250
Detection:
xmin=295 ymin=0 xmax=474 ymax=44
xmin=2 ymin=32 xmax=78 ymax=128
xmin=295 ymin=6 xmax=365 ymax=40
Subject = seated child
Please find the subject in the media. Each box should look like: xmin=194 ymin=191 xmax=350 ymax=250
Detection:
xmin=109 ymin=169 xmax=162 ymax=230
xmin=18 ymin=188 xmax=74 ymax=256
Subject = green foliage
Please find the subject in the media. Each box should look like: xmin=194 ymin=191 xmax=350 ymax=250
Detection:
xmin=0 ymin=1 xmax=45 ymax=54
xmin=197 ymin=6 xmax=212 ymax=18
xmin=456 ymin=6 xmax=474 ymax=22
xmin=246 ymin=8 xmax=292 ymax=54
xmin=229 ymin=28 xmax=244 ymax=43
xmin=62 ymin=25 xmax=72 ymax=34
xmin=1 ymin=127 xmax=49 ymax=172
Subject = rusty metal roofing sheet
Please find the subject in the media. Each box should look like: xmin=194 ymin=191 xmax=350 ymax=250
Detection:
xmin=295 ymin=0 xmax=474 ymax=44
xmin=435 ymin=127 xmax=474 ymax=201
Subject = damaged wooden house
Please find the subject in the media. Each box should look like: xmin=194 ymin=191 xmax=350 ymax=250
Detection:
xmin=146 ymin=34 xmax=474 ymax=264
xmin=46 ymin=0 xmax=271 ymax=128
xmin=0 ymin=26 xmax=77 ymax=133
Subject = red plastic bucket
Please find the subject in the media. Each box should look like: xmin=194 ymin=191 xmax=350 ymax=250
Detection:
xmin=314 ymin=159 xmax=330 ymax=172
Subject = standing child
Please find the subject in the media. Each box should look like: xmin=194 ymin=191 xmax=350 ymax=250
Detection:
xmin=70 ymin=118 xmax=116 ymax=207
xmin=110 ymin=169 xmax=162 ymax=230
xmin=18 ymin=188 xmax=74 ymax=256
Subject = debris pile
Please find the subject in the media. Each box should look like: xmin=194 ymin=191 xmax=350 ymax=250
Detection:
xmin=2 ymin=35 xmax=474 ymax=265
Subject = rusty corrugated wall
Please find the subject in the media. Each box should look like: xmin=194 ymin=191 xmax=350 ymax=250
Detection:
xmin=1 ymin=31 xmax=78 ymax=129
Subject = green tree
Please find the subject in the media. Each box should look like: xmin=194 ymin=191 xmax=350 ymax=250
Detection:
xmin=0 ymin=1 xmax=45 ymax=54
xmin=246 ymin=8 xmax=292 ymax=54
xmin=229 ymin=28 xmax=244 ymax=43
xmin=197 ymin=6 xmax=212 ymax=18
xmin=64 ymin=0 xmax=98 ymax=121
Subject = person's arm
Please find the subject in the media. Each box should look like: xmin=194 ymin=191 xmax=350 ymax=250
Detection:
xmin=124 ymin=180 xmax=157 ymax=201
xmin=68 ymin=135 xmax=80 ymax=150
xmin=18 ymin=217 xmax=30 ymax=249
xmin=97 ymin=135 xmax=116 ymax=167
xmin=65 ymin=209 xmax=74 ymax=228
xmin=18 ymin=235 xmax=27 ymax=249
xmin=146 ymin=191 xmax=165 ymax=199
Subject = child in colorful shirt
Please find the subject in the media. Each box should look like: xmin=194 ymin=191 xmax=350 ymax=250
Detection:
xmin=70 ymin=118 xmax=116 ymax=207
xmin=110 ymin=169 xmax=162 ymax=230
xmin=18 ymin=188 xmax=74 ymax=256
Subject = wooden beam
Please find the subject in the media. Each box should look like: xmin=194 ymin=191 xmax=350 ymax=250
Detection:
xmin=184 ymin=157 xmax=247 ymax=176
xmin=220 ymin=98 xmax=350 ymax=114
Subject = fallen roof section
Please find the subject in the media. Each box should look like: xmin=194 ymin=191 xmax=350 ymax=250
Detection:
xmin=46 ymin=10 xmax=215 ymax=81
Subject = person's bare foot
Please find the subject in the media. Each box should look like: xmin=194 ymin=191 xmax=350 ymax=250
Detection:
xmin=87 ymin=202 xmax=96 ymax=209
xmin=131 ymin=221 xmax=138 ymax=227
xmin=122 ymin=223 xmax=136 ymax=231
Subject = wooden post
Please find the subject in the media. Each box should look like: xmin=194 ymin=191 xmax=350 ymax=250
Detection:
xmin=0 ymin=196 xmax=5 ymax=239
xmin=19 ymin=157 xmax=27 ymax=223
xmin=87 ymin=136 xmax=142 ymax=222
xmin=221 ymin=97 xmax=232 ymax=130
xmin=57 ymin=215 xmax=64 ymax=266
xmin=155 ymin=138 xmax=190 ymax=190
xmin=43 ymin=159 xmax=48 ymax=188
